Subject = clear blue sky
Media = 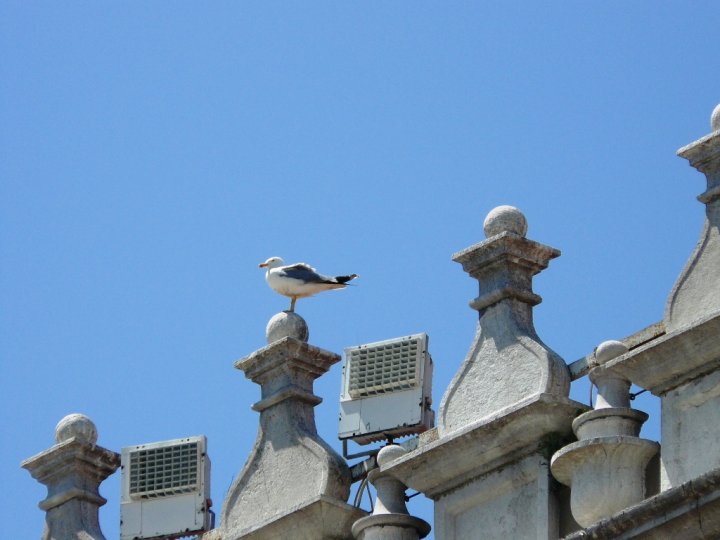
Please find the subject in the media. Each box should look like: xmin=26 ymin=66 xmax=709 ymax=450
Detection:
xmin=2 ymin=3 xmax=718 ymax=538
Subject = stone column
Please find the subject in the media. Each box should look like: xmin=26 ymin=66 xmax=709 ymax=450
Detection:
xmin=21 ymin=414 xmax=120 ymax=540
xmin=219 ymin=311 xmax=365 ymax=540
xmin=551 ymin=341 xmax=659 ymax=527
xmin=381 ymin=206 xmax=587 ymax=540
xmin=352 ymin=445 xmax=431 ymax=540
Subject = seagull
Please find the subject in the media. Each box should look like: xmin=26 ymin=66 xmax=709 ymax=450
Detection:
xmin=258 ymin=257 xmax=358 ymax=312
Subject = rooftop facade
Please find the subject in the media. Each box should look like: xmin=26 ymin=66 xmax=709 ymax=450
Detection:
xmin=23 ymin=104 xmax=720 ymax=539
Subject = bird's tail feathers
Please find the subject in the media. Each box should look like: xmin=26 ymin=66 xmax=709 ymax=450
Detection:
xmin=335 ymin=273 xmax=358 ymax=284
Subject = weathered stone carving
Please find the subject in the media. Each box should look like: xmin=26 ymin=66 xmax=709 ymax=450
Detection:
xmin=21 ymin=414 xmax=120 ymax=540
xmin=666 ymin=106 xmax=720 ymax=331
xmin=219 ymin=311 xmax=363 ymax=539
xmin=438 ymin=205 xmax=570 ymax=435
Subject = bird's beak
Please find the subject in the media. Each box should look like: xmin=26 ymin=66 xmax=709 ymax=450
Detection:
xmin=259 ymin=262 xmax=268 ymax=268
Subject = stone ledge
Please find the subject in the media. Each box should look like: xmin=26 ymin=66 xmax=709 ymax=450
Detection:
xmin=21 ymin=437 xmax=120 ymax=490
xmin=604 ymin=312 xmax=720 ymax=395
xmin=677 ymin=129 xmax=720 ymax=174
xmin=235 ymin=337 xmax=341 ymax=381
xmin=452 ymin=231 xmax=560 ymax=280
xmin=381 ymin=393 xmax=587 ymax=498
xmin=222 ymin=495 xmax=366 ymax=540
xmin=567 ymin=322 xmax=665 ymax=381
xmin=562 ymin=465 xmax=720 ymax=539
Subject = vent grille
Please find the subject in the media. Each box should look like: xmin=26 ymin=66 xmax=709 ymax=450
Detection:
xmin=347 ymin=337 xmax=422 ymax=398
xmin=129 ymin=441 xmax=199 ymax=498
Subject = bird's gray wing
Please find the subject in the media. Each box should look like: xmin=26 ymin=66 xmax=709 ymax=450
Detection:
xmin=279 ymin=263 xmax=332 ymax=283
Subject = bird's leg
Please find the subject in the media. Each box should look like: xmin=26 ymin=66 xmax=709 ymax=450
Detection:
xmin=289 ymin=297 xmax=297 ymax=312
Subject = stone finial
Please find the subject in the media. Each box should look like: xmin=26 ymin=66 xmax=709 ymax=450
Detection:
xmin=667 ymin=104 xmax=720 ymax=331
xmin=591 ymin=340 xmax=630 ymax=410
xmin=220 ymin=326 xmax=362 ymax=539
xmin=22 ymin=414 xmax=120 ymax=540
xmin=266 ymin=311 xmax=309 ymax=343
xmin=483 ymin=205 xmax=528 ymax=238
xmin=377 ymin=444 xmax=407 ymax=468
xmin=551 ymin=341 xmax=658 ymax=527
xmin=55 ymin=413 xmax=98 ymax=444
xmin=351 ymin=445 xmax=431 ymax=540
xmin=593 ymin=340 xmax=628 ymax=366
xmin=438 ymin=206 xmax=569 ymax=435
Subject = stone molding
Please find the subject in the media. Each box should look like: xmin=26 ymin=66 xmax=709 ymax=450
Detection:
xmin=602 ymin=312 xmax=720 ymax=395
xmin=382 ymin=393 xmax=587 ymax=499
xmin=352 ymin=514 xmax=431 ymax=540
xmin=226 ymin=495 xmax=365 ymax=540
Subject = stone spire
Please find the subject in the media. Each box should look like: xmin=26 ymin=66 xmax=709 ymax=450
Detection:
xmin=219 ymin=311 xmax=364 ymax=539
xmin=666 ymin=103 xmax=720 ymax=331
xmin=438 ymin=205 xmax=570 ymax=434
xmin=21 ymin=414 xmax=120 ymax=540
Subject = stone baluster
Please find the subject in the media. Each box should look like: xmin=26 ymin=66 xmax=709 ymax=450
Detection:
xmin=218 ymin=311 xmax=364 ymax=539
xmin=551 ymin=341 xmax=659 ymax=527
xmin=352 ymin=445 xmax=431 ymax=540
xmin=21 ymin=414 xmax=120 ymax=540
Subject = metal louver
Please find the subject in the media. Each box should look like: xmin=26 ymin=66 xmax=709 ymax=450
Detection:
xmin=121 ymin=435 xmax=213 ymax=540
xmin=347 ymin=336 xmax=422 ymax=398
xmin=128 ymin=440 xmax=199 ymax=498
xmin=339 ymin=333 xmax=434 ymax=445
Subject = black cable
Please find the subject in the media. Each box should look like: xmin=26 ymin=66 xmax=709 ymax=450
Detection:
xmin=629 ymin=388 xmax=648 ymax=401
xmin=405 ymin=491 xmax=421 ymax=501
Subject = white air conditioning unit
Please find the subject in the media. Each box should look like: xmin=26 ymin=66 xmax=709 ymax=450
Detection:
xmin=339 ymin=333 xmax=434 ymax=444
xmin=120 ymin=435 xmax=212 ymax=540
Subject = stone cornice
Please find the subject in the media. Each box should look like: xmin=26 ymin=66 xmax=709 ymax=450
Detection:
xmin=21 ymin=437 xmax=119 ymax=498
xmin=603 ymin=312 xmax=720 ymax=395
xmin=677 ymin=130 xmax=720 ymax=178
xmin=382 ymin=393 xmax=587 ymax=498
xmin=235 ymin=337 xmax=340 ymax=382
xmin=452 ymin=232 xmax=560 ymax=280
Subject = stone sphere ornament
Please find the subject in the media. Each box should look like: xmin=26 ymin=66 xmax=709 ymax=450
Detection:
xmin=712 ymin=103 xmax=720 ymax=132
xmin=483 ymin=205 xmax=528 ymax=238
xmin=55 ymin=413 xmax=98 ymax=444
xmin=266 ymin=311 xmax=309 ymax=343
xmin=377 ymin=444 xmax=408 ymax=467
xmin=593 ymin=340 xmax=628 ymax=367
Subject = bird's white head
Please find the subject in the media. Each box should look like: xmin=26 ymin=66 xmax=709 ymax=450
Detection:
xmin=259 ymin=256 xmax=284 ymax=269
